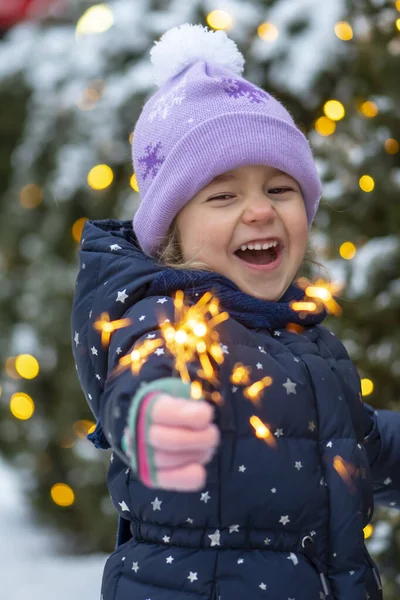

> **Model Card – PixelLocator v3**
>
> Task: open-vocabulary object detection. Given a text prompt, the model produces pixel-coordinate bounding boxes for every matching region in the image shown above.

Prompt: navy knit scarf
[148,268,327,330]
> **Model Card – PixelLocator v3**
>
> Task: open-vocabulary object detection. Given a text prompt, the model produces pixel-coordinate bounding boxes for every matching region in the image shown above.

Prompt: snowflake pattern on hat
[148,76,187,122]
[221,78,270,104]
[138,141,166,180]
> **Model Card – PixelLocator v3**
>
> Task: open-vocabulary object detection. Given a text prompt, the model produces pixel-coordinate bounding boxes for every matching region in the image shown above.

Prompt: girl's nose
[242,195,277,224]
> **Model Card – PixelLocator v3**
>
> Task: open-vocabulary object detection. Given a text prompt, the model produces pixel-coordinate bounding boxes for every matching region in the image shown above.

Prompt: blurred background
[0,0,399,598]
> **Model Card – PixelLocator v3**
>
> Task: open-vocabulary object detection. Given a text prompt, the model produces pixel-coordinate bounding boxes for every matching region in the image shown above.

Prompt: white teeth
[239,240,279,252]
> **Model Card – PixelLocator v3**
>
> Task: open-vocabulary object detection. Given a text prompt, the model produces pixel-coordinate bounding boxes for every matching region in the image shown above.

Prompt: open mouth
[234,243,282,266]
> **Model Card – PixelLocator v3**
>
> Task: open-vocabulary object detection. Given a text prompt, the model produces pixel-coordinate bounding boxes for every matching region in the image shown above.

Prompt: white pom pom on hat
[150,23,245,87]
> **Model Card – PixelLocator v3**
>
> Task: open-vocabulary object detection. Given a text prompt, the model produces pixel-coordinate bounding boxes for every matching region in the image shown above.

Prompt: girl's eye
[208,194,234,201]
[268,187,293,194]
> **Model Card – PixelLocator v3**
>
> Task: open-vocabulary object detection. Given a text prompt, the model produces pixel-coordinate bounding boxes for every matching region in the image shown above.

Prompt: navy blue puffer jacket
[72,220,400,600]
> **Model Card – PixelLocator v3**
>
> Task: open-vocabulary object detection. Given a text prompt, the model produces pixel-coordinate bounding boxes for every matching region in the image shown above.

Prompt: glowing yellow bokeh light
[5,357,20,379]
[361,378,374,396]
[15,354,39,379]
[323,100,345,121]
[206,10,232,30]
[364,524,373,539]
[10,392,35,420]
[334,21,353,41]
[130,173,139,192]
[397,0,400,11]
[339,242,357,260]
[73,420,96,439]
[87,164,114,190]
[360,101,378,118]
[384,138,399,154]
[359,175,375,192]
[72,217,88,243]
[51,483,75,507]
[19,184,42,209]
[315,116,336,136]
[76,4,114,38]
[396,18,400,32]
[258,22,279,42]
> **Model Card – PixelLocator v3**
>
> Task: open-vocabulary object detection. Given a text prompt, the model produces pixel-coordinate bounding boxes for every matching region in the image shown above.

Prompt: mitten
[121,377,220,491]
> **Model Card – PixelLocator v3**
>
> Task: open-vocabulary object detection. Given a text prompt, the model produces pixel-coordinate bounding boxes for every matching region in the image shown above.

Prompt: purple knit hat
[132,24,322,258]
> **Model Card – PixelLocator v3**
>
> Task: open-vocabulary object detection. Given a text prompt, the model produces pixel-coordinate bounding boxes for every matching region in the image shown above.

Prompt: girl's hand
[123,394,220,492]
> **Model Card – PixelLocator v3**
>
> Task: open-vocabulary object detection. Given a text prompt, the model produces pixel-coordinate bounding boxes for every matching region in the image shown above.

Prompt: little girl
[72,24,400,600]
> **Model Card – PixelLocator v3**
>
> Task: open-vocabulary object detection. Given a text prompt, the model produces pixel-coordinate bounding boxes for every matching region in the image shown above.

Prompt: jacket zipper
[301,536,332,597]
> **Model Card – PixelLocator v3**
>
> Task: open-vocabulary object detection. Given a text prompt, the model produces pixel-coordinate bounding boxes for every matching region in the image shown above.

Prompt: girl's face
[176,165,309,301]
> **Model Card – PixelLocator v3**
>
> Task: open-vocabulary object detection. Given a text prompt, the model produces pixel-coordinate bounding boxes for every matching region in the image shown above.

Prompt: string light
[72,217,87,242]
[93,312,131,347]
[51,483,75,507]
[323,100,345,121]
[10,392,35,420]
[257,22,279,42]
[87,164,114,190]
[19,184,42,209]
[339,242,357,260]
[76,4,114,39]
[364,524,374,539]
[359,175,375,192]
[334,21,353,41]
[15,354,39,379]
[384,138,399,154]
[359,101,378,118]
[315,116,336,136]
[130,173,139,192]
[361,378,374,396]
[206,10,232,31]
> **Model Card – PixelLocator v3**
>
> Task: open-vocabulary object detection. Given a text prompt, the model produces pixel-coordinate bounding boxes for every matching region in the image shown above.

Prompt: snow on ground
[0,457,107,600]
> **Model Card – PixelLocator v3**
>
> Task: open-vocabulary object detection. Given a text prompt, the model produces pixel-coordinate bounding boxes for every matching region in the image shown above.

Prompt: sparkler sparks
[159,290,229,388]
[114,337,164,376]
[294,278,343,317]
[93,312,131,346]
[333,455,358,492]
[244,376,273,405]
[249,415,276,447]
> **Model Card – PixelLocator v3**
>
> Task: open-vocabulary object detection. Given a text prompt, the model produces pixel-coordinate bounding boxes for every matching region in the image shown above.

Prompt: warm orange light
[130,173,139,192]
[361,378,374,396]
[257,22,279,41]
[15,354,39,379]
[334,21,353,40]
[359,175,375,192]
[93,312,131,346]
[206,10,232,30]
[323,100,345,121]
[360,101,378,118]
[339,242,357,260]
[51,483,75,507]
[72,217,87,242]
[19,184,42,209]
[87,164,114,190]
[315,116,336,136]
[364,524,373,539]
[384,138,399,154]
[10,392,35,420]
